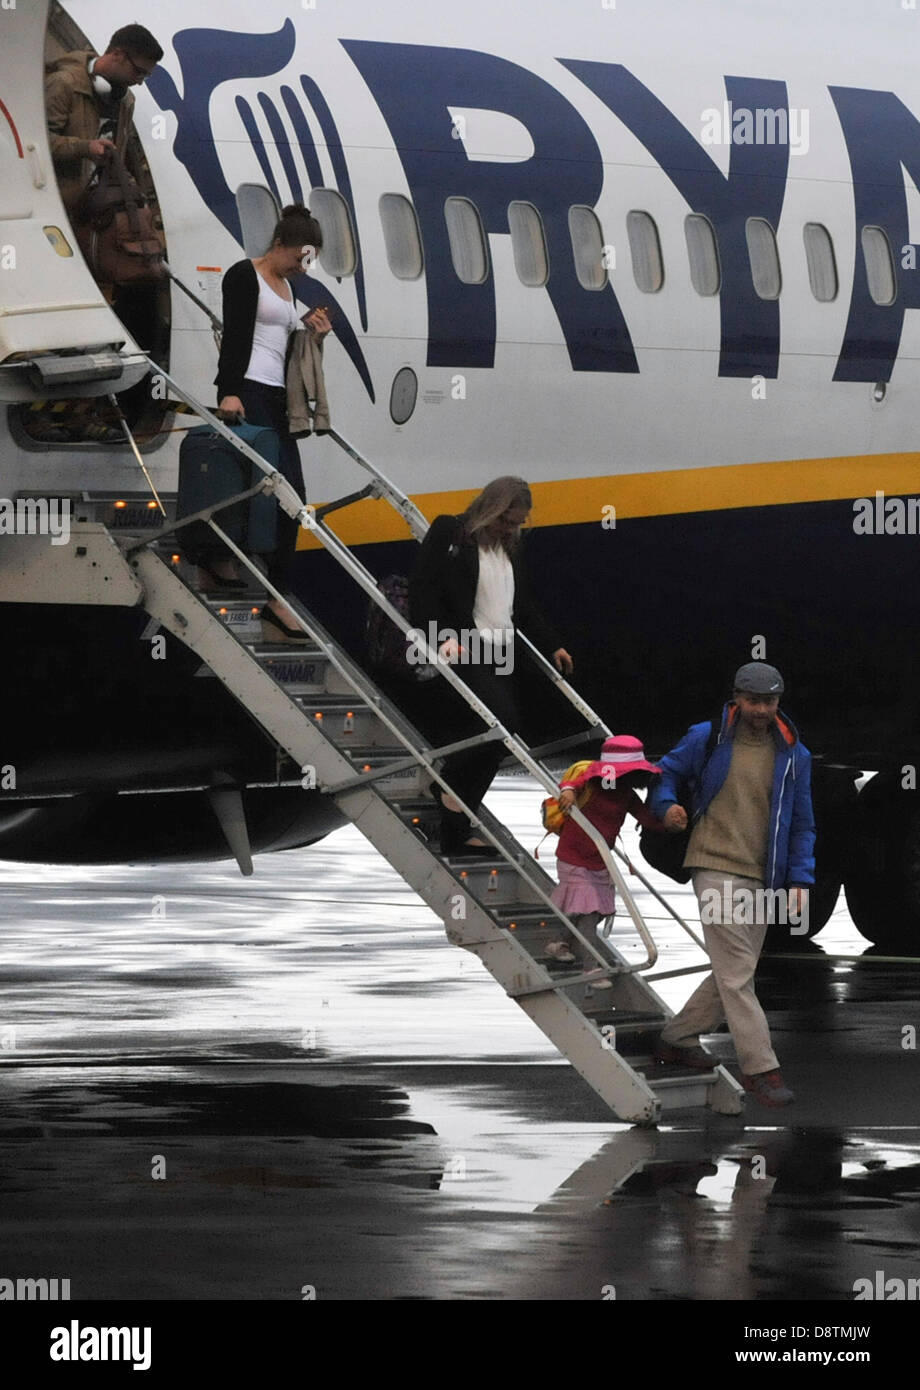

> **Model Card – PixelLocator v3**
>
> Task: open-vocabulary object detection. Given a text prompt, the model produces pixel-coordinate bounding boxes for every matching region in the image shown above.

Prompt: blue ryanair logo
[148,20,374,402]
[150,21,920,389]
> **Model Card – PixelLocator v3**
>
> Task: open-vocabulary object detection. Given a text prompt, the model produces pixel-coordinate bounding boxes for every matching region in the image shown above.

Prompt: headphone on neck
[89,57,112,97]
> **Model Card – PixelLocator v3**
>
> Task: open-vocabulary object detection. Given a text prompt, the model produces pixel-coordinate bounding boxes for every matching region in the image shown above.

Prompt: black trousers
[412,641,548,835]
[238,379,305,590]
[441,661,524,827]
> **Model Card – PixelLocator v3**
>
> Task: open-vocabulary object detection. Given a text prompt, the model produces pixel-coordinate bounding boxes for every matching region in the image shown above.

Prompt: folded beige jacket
[286,329,331,438]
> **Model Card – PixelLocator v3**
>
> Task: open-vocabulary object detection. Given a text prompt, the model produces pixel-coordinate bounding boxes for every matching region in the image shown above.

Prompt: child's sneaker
[545,940,576,963]
[585,971,613,991]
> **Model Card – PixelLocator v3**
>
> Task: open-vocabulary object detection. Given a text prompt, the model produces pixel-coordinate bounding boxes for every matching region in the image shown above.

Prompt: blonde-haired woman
[409,477,573,854]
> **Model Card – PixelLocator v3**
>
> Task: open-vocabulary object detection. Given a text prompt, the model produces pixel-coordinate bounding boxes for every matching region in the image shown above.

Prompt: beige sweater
[685,726,775,880]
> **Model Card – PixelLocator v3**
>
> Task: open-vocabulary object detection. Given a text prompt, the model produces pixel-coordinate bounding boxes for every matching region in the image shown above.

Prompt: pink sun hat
[573,734,661,785]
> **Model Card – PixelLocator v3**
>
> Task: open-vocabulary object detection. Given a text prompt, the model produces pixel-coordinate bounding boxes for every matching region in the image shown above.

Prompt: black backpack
[639,717,721,883]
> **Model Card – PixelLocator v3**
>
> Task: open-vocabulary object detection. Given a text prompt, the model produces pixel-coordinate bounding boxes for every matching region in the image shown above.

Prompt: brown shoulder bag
[74,150,165,286]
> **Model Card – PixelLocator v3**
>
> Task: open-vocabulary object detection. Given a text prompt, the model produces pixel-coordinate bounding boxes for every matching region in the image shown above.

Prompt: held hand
[88,138,116,162]
[552,647,574,675]
[664,805,688,833]
[558,787,577,815]
[303,307,332,339]
[438,637,465,663]
[218,396,245,422]
[788,887,809,919]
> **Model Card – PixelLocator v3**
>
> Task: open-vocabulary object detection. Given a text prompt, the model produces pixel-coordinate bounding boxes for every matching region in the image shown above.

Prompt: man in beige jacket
[45,23,163,215]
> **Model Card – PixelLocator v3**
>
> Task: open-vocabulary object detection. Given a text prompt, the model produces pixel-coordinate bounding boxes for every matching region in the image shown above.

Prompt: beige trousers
[659,869,779,1076]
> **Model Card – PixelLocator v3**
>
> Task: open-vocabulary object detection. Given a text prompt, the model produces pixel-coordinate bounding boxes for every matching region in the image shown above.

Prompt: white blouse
[245,271,300,387]
[473,544,515,641]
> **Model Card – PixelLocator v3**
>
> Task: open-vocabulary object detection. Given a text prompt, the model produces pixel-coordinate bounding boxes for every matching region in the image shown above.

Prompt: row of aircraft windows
[238,185,899,307]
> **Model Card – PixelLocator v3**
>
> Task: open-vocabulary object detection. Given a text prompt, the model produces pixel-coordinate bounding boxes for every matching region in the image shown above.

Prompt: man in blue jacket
[647,662,815,1107]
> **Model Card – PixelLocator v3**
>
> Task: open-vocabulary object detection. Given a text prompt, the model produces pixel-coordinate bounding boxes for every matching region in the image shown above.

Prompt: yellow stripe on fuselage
[296,450,920,548]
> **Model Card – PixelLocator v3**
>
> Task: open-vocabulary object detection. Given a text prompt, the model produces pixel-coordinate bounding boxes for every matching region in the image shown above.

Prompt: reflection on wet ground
[1,777,919,1299]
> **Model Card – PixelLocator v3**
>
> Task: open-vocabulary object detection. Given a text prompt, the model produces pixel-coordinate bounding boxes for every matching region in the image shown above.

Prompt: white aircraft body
[1,0,919,948]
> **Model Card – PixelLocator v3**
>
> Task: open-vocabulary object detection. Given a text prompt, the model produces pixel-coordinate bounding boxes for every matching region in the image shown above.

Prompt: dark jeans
[239,379,305,590]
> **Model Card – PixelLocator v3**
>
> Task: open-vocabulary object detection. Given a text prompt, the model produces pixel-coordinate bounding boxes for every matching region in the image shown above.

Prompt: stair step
[491,909,561,934]
[207,601,264,636]
[608,1055,729,1110]
[249,644,353,694]
[583,1011,666,1031]
[298,699,390,743]
[393,798,440,820]
[393,801,440,845]
[202,596,267,611]
[256,650,329,695]
[334,749,430,798]
[451,862,539,905]
[650,1075,725,1111]
[491,902,558,922]
[650,1069,722,1087]
[628,1054,725,1085]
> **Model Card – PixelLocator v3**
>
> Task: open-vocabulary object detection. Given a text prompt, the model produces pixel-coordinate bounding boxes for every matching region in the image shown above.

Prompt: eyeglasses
[119,51,156,81]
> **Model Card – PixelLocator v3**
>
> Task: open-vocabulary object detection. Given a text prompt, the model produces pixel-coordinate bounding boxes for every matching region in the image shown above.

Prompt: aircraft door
[0,0,147,400]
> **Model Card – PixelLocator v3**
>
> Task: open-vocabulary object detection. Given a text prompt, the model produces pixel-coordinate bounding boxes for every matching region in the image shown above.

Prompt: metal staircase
[127,547,740,1124]
[0,352,744,1124]
[106,363,743,1126]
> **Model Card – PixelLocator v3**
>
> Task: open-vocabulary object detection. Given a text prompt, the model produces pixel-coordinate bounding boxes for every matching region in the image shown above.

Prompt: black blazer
[215,259,298,402]
[409,513,560,658]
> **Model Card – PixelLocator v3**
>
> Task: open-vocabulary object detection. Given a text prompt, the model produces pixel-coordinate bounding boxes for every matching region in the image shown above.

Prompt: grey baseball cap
[733,662,784,695]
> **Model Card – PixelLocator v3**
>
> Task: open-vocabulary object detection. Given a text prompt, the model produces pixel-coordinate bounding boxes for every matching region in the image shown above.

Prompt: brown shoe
[655,1040,714,1070]
[741,1069,794,1107]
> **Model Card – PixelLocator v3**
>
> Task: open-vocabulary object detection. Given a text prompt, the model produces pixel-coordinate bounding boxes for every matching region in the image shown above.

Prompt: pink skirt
[551,860,617,917]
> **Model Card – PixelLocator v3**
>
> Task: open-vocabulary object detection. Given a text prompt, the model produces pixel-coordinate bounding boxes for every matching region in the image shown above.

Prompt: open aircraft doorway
[8,1,171,449]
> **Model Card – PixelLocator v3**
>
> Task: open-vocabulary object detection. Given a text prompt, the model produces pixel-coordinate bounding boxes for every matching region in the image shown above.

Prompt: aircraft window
[235,184,281,258]
[802,223,838,302]
[390,367,418,424]
[379,194,424,280]
[444,197,490,284]
[568,206,608,290]
[745,218,782,299]
[508,202,549,287]
[684,214,721,295]
[861,226,897,306]
[311,189,358,277]
[626,211,664,293]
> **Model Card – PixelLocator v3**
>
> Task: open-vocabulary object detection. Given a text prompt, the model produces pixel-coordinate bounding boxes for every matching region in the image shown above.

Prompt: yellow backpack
[540,760,594,833]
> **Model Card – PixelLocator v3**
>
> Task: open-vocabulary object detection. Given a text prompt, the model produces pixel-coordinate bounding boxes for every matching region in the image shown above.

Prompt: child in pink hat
[547,735,666,983]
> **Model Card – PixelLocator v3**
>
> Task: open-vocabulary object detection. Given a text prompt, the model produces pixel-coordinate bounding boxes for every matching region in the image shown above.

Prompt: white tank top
[245,270,300,387]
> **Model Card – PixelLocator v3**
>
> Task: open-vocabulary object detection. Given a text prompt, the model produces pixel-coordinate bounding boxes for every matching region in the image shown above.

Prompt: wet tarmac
[1,777,919,1310]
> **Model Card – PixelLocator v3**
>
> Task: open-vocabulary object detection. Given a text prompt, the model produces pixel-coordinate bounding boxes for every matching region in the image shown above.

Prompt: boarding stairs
[3,360,743,1125]
[142,366,747,1124]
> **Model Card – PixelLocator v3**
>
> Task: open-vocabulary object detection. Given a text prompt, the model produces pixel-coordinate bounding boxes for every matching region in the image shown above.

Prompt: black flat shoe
[260,604,309,644]
[430,787,472,852]
[450,841,497,858]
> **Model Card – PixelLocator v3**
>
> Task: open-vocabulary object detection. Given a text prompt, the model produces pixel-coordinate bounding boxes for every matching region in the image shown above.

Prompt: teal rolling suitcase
[176,422,280,560]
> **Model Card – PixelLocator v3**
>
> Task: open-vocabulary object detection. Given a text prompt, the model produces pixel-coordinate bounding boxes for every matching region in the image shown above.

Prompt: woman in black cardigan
[409,476,573,853]
[215,203,331,642]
